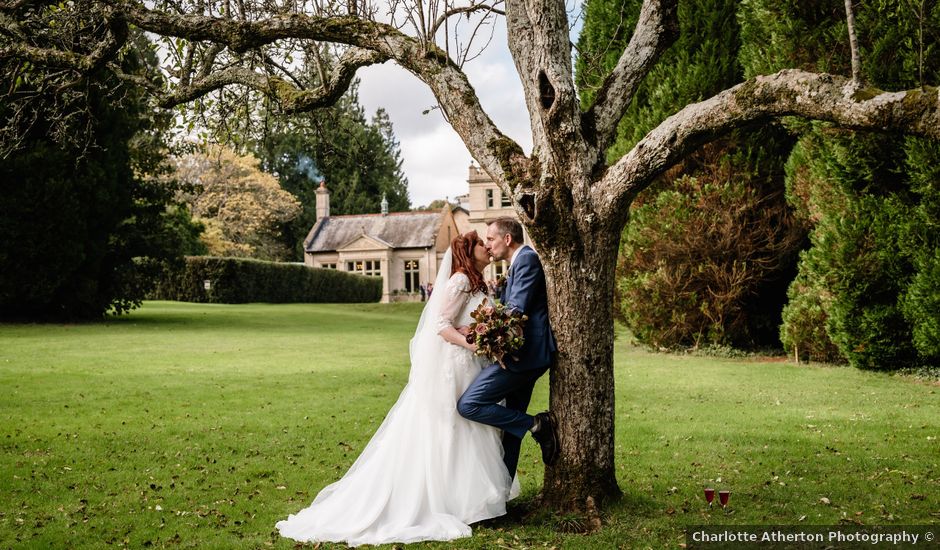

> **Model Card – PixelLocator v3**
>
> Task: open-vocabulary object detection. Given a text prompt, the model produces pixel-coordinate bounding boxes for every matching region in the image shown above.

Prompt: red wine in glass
[704,488,715,506]
[718,490,730,508]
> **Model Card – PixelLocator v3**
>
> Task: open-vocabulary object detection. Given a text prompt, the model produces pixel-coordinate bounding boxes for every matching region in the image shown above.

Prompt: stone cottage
[303,182,459,303]
[304,165,528,302]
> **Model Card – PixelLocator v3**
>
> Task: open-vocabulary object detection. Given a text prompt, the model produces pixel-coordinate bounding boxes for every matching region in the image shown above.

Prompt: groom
[457,217,559,478]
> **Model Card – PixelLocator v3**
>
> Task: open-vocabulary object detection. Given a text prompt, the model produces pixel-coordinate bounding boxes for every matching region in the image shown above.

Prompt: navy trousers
[457,363,548,478]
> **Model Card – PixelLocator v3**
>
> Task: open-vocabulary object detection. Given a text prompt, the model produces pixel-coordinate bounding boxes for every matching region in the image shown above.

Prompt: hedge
[151,256,381,303]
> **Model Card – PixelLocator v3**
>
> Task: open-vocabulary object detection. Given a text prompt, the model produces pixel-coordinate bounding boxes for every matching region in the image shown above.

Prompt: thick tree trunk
[537,228,623,511]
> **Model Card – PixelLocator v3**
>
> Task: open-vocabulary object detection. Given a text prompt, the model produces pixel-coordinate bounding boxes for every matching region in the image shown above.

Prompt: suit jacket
[499,246,557,372]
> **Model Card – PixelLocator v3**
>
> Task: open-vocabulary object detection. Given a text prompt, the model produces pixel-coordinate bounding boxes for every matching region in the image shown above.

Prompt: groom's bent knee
[456,394,480,420]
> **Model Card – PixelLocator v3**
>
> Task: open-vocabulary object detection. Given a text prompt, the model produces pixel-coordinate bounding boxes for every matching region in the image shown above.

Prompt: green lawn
[1,301,937,548]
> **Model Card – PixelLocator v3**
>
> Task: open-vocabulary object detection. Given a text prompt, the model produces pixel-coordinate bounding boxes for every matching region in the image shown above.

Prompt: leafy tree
[255,86,409,259]
[742,0,940,369]
[577,0,803,349]
[173,146,302,261]
[619,142,804,349]
[0,11,204,320]
[7,0,939,510]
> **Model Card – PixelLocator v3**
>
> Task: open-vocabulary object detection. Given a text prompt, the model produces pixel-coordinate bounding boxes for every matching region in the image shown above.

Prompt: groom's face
[485,224,511,261]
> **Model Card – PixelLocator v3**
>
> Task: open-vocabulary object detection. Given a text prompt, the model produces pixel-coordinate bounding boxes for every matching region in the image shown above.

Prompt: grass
[0,301,937,549]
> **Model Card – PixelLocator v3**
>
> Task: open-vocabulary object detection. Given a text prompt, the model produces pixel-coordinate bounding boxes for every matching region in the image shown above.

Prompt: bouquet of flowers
[465,298,527,367]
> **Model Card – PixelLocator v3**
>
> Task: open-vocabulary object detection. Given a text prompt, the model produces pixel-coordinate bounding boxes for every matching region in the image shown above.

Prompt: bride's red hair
[451,230,486,293]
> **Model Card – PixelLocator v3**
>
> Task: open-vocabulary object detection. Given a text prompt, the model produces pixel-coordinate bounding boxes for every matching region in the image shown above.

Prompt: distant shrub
[151,256,381,303]
[778,259,844,364]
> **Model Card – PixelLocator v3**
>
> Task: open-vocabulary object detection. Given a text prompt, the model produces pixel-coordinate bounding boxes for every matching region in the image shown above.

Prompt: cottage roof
[304,211,445,252]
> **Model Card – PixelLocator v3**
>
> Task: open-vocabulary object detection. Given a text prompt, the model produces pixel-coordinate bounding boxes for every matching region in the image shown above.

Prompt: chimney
[316,180,330,220]
[381,193,389,216]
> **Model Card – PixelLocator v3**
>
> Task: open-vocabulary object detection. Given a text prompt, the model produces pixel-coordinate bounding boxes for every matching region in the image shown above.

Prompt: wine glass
[704,487,715,507]
[718,490,730,509]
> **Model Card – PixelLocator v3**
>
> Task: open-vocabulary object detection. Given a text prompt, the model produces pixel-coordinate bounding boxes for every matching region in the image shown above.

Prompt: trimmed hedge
[151,256,381,303]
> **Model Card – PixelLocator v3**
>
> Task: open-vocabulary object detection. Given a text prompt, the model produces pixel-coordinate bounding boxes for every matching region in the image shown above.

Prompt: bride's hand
[485,279,499,293]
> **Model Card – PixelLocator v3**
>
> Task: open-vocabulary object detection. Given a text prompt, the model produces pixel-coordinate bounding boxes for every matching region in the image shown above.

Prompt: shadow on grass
[476,487,660,533]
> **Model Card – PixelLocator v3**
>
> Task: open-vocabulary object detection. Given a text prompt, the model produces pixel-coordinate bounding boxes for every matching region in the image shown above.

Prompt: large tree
[4,0,938,510]
[0,14,204,320]
[173,145,303,261]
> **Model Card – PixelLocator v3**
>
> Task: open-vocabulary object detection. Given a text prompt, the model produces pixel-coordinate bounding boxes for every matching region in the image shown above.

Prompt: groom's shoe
[531,411,559,465]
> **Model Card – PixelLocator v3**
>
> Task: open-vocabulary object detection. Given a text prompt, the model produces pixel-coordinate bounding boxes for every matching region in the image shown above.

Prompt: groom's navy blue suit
[457,245,556,478]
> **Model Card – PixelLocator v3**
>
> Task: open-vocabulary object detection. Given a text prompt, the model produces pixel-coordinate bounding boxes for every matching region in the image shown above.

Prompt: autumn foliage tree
[3,0,939,511]
[173,146,302,261]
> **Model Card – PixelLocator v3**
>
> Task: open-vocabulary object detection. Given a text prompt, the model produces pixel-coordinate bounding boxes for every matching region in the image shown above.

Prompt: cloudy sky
[355,10,582,207]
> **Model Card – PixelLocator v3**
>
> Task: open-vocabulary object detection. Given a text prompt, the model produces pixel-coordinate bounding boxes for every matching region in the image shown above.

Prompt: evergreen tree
[255,84,410,259]
[742,0,940,368]
[0,17,204,320]
[576,0,803,349]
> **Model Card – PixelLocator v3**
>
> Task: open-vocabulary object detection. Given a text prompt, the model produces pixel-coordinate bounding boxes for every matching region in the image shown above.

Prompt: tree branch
[584,0,678,152]
[844,0,862,87]
[130,47,383,113]
[429,2,505,36]
[504,0,580,172]
[113,1,516,185]
[593,69,940,222]
[0,10,128,73]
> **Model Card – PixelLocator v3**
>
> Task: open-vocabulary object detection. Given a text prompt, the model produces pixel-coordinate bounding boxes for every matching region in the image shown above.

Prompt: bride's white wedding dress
[276,250,519,546]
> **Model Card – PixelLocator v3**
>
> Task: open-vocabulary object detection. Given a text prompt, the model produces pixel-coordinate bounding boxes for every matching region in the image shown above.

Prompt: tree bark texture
[538,228,623,508]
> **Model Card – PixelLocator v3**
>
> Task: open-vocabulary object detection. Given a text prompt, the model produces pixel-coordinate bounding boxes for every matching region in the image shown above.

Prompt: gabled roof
[304,211,445,253]
[336,233,394,251]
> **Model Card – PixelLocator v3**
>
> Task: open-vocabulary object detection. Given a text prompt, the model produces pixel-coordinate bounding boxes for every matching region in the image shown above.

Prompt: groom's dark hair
[488,217,524,245]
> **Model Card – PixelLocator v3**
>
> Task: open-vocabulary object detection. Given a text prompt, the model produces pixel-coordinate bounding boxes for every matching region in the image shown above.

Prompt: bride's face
[472,238,491,270]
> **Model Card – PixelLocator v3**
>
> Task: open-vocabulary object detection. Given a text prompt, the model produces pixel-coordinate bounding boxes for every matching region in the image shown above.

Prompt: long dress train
[276,254,518,546]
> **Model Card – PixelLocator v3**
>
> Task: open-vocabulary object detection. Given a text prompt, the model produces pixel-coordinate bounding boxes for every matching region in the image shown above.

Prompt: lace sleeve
[436,273,471,334]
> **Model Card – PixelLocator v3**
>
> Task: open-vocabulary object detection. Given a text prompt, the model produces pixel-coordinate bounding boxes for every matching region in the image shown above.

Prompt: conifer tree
[740,0,940,368]
[576,0,802,349]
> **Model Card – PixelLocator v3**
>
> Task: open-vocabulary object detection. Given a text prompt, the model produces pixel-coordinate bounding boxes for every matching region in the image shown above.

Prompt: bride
[276,230,519,546]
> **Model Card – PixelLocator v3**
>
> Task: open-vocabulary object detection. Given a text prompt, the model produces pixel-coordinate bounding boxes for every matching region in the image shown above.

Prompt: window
[494,262,506,278]
[364,260,381,277]
[501,192,512,207]
[486,189,494,208]
[345,260,382,277]
[320,263,337,270]
[403,260,419,292]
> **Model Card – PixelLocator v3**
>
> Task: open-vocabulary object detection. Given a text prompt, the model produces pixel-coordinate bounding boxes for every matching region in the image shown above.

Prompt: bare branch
[0,9,128,73]
[593,69,940,222]
[115,0,517,189]
[197,43,224,79]
[843,0,862,86]
[429,2,505,36]
[262,51,305,89]
[142,46,384,112]
[584,0,678,152]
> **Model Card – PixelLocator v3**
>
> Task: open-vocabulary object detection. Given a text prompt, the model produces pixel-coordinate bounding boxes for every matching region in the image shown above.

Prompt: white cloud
[356,3,585,208]
[356,16,532,207]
